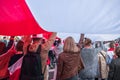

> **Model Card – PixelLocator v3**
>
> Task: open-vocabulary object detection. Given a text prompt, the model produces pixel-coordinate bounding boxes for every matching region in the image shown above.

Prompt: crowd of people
[0,33,120,80]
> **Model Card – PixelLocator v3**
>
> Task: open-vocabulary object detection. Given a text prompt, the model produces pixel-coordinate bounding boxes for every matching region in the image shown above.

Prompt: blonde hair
[63,36,77,53]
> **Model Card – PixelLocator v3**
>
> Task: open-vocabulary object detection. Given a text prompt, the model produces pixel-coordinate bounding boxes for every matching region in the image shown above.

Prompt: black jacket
[108,57,120,80]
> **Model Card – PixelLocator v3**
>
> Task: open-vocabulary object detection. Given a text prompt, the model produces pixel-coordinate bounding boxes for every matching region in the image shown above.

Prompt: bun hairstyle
[84,38,92,46]
[16,40,24,51]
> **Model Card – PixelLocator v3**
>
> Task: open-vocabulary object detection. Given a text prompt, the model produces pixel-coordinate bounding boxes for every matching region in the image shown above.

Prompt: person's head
[32,34,43,44]
[83,37,92,47]
[95,43,98,48]
[53,40,57,46]
[63,36,76,52]
[16,40,24,51]
[115,47,120,57]
[109,41,115,48]
[3,36,6,40]
[42,38,46,44]
[57,38,61,44]
[53,38,62,46]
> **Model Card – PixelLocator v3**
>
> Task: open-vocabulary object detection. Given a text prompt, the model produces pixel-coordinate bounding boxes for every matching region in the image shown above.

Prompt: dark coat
[108,57,120,80]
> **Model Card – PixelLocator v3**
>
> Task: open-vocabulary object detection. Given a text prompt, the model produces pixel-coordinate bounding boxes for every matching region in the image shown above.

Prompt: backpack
[20,45,44,80]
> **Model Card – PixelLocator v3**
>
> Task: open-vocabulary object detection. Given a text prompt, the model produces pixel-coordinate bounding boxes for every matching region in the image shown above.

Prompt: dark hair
[53,40,58,46]
[3,37,6,39]
[42,38,45,44]
[109,41,115,48]
[84,38,92,46]
[16,40,24,51]
[54,39,61,46]
[115,47,120,57]
[57,39,61,44]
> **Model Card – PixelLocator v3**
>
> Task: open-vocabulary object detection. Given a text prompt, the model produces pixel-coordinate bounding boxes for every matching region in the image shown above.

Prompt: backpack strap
[100,51,106,60]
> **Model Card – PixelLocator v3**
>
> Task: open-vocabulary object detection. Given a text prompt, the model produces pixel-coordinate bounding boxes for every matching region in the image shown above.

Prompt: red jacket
[0,49,16,79]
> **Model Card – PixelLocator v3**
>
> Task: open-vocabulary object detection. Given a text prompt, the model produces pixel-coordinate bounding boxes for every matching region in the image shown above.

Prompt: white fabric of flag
[26,0,120,34]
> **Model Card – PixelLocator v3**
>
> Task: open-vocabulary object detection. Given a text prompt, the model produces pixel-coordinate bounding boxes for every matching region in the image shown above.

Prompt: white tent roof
[26,0,120,34]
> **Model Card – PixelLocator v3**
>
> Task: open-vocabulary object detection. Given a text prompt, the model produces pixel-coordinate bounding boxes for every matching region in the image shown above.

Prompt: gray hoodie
[79,48,98,79]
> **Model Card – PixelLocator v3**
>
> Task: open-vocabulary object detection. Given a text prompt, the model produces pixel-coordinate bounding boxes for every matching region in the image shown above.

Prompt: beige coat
[98,50,108,79]
[24,32,57,80]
